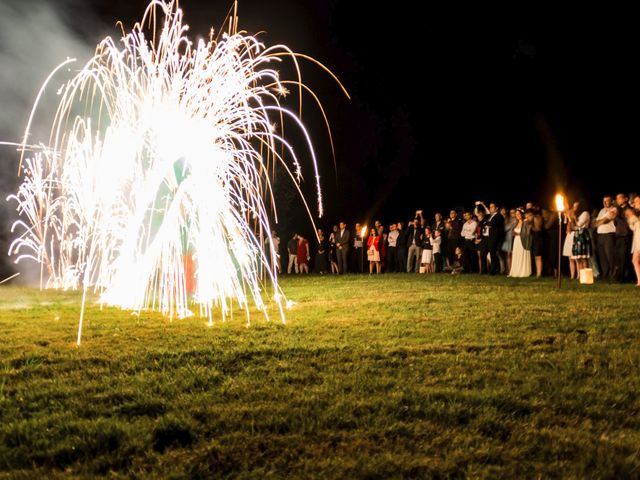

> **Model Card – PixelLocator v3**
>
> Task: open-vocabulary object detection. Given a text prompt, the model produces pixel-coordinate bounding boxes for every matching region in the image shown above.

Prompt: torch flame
[555,194,566,213]
[361,226,367,238]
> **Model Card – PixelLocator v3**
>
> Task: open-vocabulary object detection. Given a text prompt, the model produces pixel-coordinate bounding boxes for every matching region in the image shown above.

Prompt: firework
[8,1,346,344]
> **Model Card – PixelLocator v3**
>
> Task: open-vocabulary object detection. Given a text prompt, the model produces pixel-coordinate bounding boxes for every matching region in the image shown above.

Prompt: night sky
[7,1,640,237]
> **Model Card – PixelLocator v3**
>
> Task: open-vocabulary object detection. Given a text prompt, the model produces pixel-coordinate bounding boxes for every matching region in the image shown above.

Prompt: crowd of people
[268,192,640,286]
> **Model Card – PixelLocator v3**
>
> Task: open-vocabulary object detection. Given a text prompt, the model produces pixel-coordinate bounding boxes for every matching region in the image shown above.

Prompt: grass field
[1,274,639,478]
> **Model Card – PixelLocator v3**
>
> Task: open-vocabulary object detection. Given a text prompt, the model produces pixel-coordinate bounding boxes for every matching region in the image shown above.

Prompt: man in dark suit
[395,222,407,272]
[613,193,632,282]
[475,209,489,274]
[486,202,505,275]
[431,213,446,272]
[386,223,398,273]
[336,221,350,274]
[446,210,463,266]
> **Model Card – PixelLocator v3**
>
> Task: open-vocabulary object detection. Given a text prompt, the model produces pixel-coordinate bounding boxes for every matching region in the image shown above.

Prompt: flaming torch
[360,225,367,271]
[555,193,566,288]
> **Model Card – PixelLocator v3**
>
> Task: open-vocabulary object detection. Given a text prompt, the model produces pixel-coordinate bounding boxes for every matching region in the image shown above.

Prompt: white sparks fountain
[7,0,347,344]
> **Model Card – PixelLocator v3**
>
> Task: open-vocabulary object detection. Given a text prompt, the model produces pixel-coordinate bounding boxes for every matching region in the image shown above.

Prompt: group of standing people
[270,192,640,286]
[278,222,351,275]
[560,193,640,285]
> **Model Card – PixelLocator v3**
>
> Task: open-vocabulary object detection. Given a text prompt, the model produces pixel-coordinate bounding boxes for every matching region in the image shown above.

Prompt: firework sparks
[7,1,346,344]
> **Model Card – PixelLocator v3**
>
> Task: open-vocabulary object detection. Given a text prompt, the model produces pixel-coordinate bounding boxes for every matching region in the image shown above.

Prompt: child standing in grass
[432,229,442,273]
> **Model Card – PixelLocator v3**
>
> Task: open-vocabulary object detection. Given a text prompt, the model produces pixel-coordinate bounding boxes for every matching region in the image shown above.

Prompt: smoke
[0,0,98,284]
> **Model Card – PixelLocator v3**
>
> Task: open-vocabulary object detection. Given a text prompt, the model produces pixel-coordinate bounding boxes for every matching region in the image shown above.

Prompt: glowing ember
[7,1,345,344]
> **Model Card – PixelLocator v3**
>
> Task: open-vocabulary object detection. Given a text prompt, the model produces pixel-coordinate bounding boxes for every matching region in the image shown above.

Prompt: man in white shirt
[386,224,399,272]
[461,212,478,273]
[595,195,616,280]
[406,220,422,272]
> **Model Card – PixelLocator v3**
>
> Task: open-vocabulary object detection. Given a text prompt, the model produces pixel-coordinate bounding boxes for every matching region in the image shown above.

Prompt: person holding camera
[475,208,490,274]
[396,222,407,272]
[406,217,423,272]
[486,202,505,275]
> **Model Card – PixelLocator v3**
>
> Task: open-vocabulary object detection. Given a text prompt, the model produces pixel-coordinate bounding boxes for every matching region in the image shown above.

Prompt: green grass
[1,275,639,478]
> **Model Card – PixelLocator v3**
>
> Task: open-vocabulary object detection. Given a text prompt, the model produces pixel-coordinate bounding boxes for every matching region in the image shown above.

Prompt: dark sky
[11,1,640,235]
[131,1,636,227]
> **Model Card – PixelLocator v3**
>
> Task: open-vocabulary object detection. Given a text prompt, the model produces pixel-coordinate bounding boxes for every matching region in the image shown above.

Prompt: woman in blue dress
[501,208,516,273]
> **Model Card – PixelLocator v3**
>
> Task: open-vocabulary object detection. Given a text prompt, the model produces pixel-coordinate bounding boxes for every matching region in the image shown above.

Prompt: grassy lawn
[1,274,639,478]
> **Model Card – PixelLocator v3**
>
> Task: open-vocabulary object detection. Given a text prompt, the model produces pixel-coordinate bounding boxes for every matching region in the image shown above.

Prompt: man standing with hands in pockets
[336,221,350,274]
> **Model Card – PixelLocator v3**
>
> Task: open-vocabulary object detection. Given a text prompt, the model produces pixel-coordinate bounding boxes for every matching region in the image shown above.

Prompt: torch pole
[557,213,562,289]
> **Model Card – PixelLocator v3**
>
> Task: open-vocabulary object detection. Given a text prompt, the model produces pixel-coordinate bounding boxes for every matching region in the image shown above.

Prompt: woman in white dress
[625,207,640,286]
[509,209,532,278]
[562,206,577,279]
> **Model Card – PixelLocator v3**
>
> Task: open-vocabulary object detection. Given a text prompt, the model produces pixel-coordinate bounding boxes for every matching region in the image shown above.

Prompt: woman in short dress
[571,200,592,274]
[531,213,545,278]
[367,228,381,274]
[420,227,434,273]
[329,225,339,274]
[509,209,532,278]
[625,207,640,286]
[296,235,310,274]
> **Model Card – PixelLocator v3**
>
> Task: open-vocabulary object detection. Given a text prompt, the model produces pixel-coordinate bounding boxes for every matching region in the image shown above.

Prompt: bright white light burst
[8,1,345,344]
